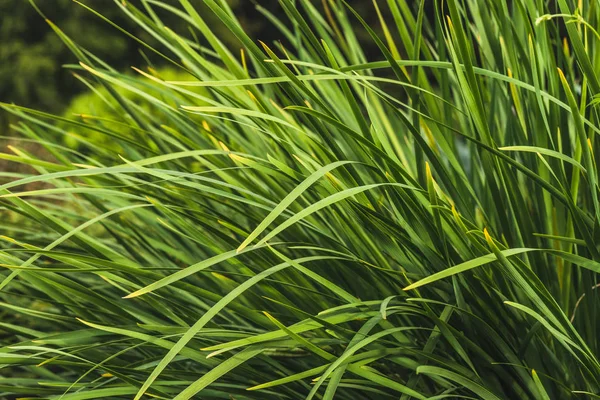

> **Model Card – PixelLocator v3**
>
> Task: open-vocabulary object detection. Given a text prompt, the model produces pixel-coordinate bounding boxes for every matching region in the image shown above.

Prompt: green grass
[1,0,600,398]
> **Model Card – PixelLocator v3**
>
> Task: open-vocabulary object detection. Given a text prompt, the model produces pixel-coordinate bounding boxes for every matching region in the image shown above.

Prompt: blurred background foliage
[0,0,386,186]
[0,0,380,127]
[60,67,210,151]
[0,0,268,117]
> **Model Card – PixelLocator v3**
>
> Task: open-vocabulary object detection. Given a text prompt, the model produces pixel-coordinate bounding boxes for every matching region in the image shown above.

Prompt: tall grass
[1,0,600,398]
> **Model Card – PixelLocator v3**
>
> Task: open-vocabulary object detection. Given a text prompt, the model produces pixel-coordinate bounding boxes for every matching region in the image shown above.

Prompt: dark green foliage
[1,0,131,112]
[0,0,281,115]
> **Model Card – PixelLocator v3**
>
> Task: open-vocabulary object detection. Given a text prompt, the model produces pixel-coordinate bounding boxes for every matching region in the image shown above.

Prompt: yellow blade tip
[483,227,492,242]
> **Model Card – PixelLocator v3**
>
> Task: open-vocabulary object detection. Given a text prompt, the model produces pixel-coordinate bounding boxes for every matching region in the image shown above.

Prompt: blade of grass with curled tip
[237,161,355,252]
[254,183,419,248]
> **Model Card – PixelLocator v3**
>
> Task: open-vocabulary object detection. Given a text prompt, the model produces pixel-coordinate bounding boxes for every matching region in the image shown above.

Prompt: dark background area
[0,0,380,121]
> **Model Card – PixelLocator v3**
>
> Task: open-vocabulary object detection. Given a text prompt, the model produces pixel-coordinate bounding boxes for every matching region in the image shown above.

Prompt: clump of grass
[1,0,600,399]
